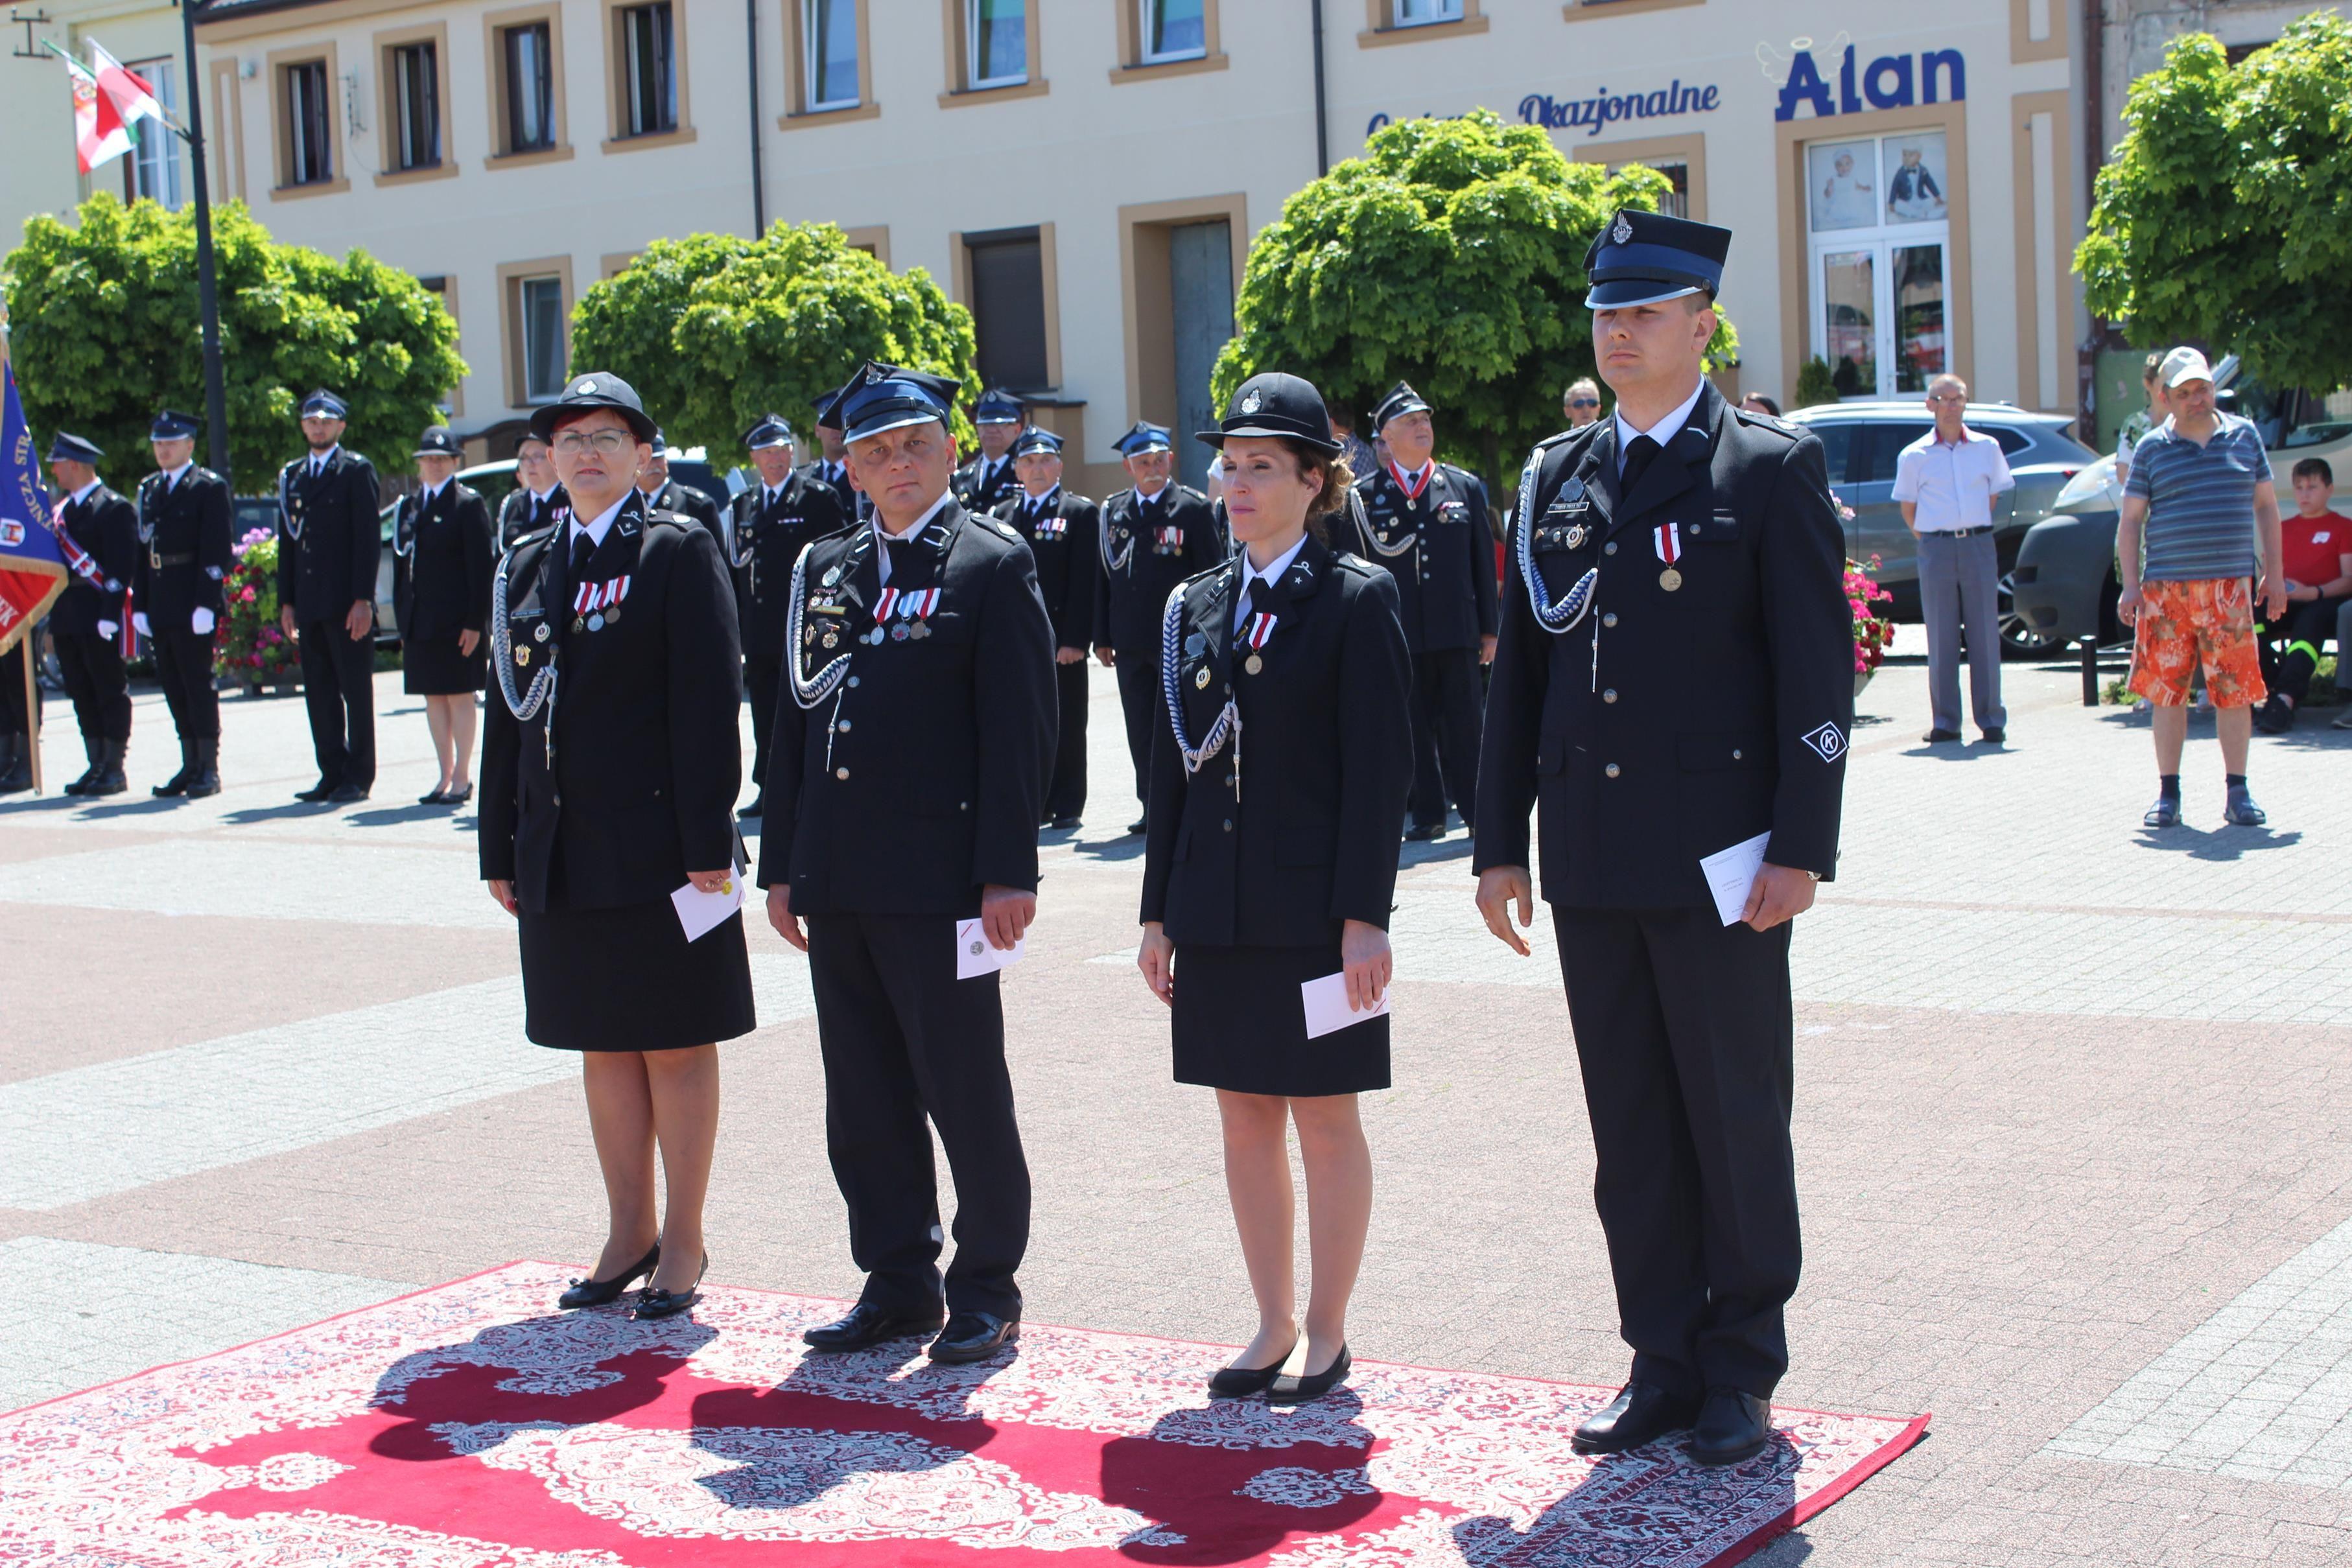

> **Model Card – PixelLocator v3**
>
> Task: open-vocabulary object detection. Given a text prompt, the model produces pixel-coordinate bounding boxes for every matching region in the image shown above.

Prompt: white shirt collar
[69,479,102,506]
[419,480,447,505]
[873,490,956,584]
[163,462,192,488]
[1235,533,1309,627]
[1134,479,1170,504]
[570,494,628,549]
[1023,485,1062,511]
[1391,459,1435,489]
[307,444,340,471]
[1613,379,1706,471]
[528,483,559,505]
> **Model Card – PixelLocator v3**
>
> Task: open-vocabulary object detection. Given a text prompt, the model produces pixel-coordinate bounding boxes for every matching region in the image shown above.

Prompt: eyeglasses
[1925,393,1966,404]
[1566,399,1600,410]
[552,430,634,456]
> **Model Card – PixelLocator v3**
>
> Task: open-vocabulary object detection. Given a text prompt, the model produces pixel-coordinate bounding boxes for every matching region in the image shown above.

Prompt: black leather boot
[63,735,101,796]
[0,732,28,795]
[184,736,221,799]
[84,737,128,796]
[151,739,193,798]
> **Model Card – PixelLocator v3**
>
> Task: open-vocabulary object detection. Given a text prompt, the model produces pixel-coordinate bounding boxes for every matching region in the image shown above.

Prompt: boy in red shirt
[2255,457,2352,733]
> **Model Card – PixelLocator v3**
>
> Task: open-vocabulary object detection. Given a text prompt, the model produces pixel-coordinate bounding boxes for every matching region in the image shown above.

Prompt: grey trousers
[1918,530,2006,732]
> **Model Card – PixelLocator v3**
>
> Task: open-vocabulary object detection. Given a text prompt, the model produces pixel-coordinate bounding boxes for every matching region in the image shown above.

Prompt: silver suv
[1787,401,2098,655]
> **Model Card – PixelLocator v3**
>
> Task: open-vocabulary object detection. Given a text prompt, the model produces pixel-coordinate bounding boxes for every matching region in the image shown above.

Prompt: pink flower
[241,586,257,602]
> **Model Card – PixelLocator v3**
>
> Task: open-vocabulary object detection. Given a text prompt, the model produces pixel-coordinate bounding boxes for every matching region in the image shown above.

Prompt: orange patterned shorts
[2128,578,2268,708]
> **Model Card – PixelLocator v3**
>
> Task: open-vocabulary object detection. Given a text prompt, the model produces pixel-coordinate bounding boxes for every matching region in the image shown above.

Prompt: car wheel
[1998,569,2063,658]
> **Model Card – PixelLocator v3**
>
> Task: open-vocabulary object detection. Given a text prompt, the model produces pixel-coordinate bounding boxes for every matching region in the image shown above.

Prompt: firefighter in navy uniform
[731,412,849,821]
[991,425,1098,828]
[637,432,726,552]
[800,383,862,518]
[134,408,235,799]
[1474,211,1852,1469]
[276,389,382,803]
[1352,383,1497,841]
[1092,422,1223,834]
[43,433,140,797]
[760,362,1055,1368]
[950,387,1026,515]
[499,432,569,552]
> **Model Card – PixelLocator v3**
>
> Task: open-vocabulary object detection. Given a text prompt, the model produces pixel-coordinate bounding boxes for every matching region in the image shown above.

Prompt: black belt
[1927,526,1995,539]
[152,550,195,566]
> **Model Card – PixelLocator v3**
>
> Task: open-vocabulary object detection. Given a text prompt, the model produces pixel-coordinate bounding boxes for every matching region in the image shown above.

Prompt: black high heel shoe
[559,1243,659,1309]
[1267,1344,1352,1405]
[632,1253,709,1320]
[1208,1338,1298,1399]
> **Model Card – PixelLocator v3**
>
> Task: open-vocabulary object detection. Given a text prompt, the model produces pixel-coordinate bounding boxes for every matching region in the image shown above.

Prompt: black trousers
[298,618,375,788]
[744,648,781,804]
[806,911,1031,1318]
[1046,657,1088,819]
[1554,904,1800,1401]
[1113,652,1160,810]
[1407,647,1483,830]
[54,630,131,742]
[151,627,218,740]
[0,640,40,734]
[2259,595,2347,704]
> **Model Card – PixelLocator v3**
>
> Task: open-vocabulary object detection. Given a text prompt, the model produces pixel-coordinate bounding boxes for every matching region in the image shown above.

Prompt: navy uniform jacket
[797,458,858,517]
[393,482,494,642]
[642,480,725,554]
[498,483,569,552]
[1474,381,1852,908]
[1092,484,1223,657]
[1350,462,1498,653]
[992,487,1101,651]
[134,467,234,623]
[52,484,139,635]
[480,494,742,914]
[756,502,1056,917]
[952,454,1021,516]
[732,467,851,666]
[276,447,381,621]
[1140,535,1413,946]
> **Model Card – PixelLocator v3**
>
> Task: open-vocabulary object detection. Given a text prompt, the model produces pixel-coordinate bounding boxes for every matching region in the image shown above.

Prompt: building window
[806,0,860,108]
[1395,0,1462,21]
[125,58,184,208]
[282,60,333,185]
[1140,0,1205,61]
[518,275,567,403]
[388,41,441,170]
[618,2,679,137]
[1805,131,1951,398]
[968,0,1027,88]
[417,275,460,414]
[1640,158,1689,218]
[964,228,1048,390]
[500,23,555,152]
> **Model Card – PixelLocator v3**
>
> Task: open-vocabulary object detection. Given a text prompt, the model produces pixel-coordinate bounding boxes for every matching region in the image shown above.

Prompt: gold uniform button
[1605,763,1621,778]
[835,767,850,780]
[1603,689,1617,703]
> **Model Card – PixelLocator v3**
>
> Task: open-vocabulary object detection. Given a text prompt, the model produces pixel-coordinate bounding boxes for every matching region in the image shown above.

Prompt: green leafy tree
[2,193,464,491]
[570,222,979,458]
[2078,15,2352,392]
[1212,109,1738,489]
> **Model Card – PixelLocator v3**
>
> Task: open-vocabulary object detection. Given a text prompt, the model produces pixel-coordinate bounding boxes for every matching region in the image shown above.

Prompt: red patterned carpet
[0,1263,1924,1566]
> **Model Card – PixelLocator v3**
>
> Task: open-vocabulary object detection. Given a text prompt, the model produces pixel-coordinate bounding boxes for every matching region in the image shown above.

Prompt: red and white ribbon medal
[1392,462,1431,509]
[573,575,631,630]
[902,586,940,640]
[1654,523,1684,592]
[869,586,900,644]
[1241,610,1276,675]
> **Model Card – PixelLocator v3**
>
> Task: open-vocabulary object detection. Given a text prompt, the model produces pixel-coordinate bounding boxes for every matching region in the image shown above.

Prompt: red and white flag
[61,53,133,174]
[88,40,169,130]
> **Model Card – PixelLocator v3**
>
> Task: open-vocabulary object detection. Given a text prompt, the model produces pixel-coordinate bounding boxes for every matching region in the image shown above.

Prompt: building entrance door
[1168,219,1234,491]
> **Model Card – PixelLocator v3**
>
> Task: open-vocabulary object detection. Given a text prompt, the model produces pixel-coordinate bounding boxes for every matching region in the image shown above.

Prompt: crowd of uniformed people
[4,210,1853,1466]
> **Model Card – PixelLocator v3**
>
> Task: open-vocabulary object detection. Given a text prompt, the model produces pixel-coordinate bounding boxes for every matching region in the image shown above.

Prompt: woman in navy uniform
[1474,210,1851,1466]
[393,427,494,804]
[1138,373,1413,1405]
[480,371,753,1321]
[498,433,569,552]
[134,408,234,799]
[276,390,382,804]
[761,362,1055,1367]
[44,433,139,797]
[991,425,1098,828]
[731,412,849,822]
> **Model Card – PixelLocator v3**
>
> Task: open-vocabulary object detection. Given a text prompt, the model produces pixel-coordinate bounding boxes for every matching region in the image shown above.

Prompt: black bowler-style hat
[1011,426,1063,457]
[827,361,962,445]
[1370,381,1433,434]
[413,427,463,458]
[1198,372,1343,455]
[300,388,349,419]
[526,371,659,443]
[47,432,104,465]
[150,408,199,439]
[742,412,795,450]
[1583,208,1732,309]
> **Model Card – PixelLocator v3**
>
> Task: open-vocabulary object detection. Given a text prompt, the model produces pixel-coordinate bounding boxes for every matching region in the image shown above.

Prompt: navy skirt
[517,896,756,1051]
[1170,939,1389,1097]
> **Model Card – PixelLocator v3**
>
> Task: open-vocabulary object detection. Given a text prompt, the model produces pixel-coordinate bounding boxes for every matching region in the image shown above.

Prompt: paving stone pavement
[2,653,2349,1564]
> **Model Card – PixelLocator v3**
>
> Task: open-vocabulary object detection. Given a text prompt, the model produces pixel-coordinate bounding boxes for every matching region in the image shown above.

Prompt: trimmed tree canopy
[569,222,980,458]
[2,193,464,491]
[1212,109,1739,482]
[2078,15,2352,392]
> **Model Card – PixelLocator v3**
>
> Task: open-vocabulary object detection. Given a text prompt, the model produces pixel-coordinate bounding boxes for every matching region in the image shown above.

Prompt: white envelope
[956,919,1025,979]
[1301,971,1390,1040]
[670,868,746,942]
[1699,830,1773,927]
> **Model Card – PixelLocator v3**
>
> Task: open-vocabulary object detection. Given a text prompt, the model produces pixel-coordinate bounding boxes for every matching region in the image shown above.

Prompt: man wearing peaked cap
[992,424,1100,829]
[1352,380,1497,843]
[36,433,140,797]
[801,379,862,519]
[1092,419,1223,834]
[732,409,848,821]
[277,388,382,804]
[136,406,237,798]
[635,428,727,554]
[1475,207,1851,1468]
[952,387,1026,515]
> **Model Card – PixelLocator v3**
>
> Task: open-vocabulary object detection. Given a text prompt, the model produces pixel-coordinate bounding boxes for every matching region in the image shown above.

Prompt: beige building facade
[1,0,200,249]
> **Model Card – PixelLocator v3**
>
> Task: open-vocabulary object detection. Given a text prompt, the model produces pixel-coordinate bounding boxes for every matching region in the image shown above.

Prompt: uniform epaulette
[641,508,692,533]
[1176,555,1232,591]
[1329,550,1381,578]
[1174,484,1208,502]
[983,516,1023,543]
[1730,406,1803,440]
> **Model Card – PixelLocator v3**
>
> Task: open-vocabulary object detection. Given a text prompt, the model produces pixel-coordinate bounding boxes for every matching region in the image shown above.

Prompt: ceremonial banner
[0,353,65,660]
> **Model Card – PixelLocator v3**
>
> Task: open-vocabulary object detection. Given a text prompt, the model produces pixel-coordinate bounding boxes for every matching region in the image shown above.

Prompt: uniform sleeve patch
[1800,723,1847,763]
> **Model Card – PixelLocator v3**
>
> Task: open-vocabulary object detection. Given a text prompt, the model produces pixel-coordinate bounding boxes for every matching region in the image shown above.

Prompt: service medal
[821,630,838,649]
[891,624,908,641]
[515,648,530,666]
[588,613,604,632]
[1653,522,1683,593]
[534,623,550,643]
[1566,524,1588,550]
[1560,477,1586,504]
[604,605,620,626]
[823,566,841,587]
[572,615,587,634]
[1659,568,1684,592]
[1245,653,1263,675]
[1194,664,1210,689]
[911,622,931,640]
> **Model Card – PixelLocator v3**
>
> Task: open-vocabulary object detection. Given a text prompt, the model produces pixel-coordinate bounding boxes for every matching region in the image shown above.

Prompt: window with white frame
[500,22,556,152]
[388,41,441,170]
[1805,130,1952,399]
[1140,0,1205,62]
[1395,0,1464,24]
[968,0,1026,89]
[618,1,678,137]
[519,275,567,402]
[126,58,184,207]
[805,0,859,110]
[282,59,333,185]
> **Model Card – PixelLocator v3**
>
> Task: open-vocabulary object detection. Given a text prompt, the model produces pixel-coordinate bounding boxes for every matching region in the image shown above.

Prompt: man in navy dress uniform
[139,408,235,799]
[43,432,139,797]
[991,425,1098,828]
[276,390,381,803]
[800,383,862,519]
[636,431,726,552]
[1474,210,1852,1467]
[950,387,1027,515]
[731,412,849,821]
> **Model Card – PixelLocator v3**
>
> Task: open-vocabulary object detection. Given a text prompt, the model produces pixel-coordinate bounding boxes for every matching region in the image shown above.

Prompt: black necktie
[568,527,596,584]
[1619,434,1663,496]
[883,537,916,587]
[1235,576,1270,655]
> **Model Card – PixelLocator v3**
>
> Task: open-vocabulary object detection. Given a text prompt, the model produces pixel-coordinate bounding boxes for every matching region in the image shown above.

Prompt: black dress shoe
[632,1253,709,1320]
[1922,728,1962,743]
[802,1301,947,1352]
[1125,817,1147,836]
[326,782,370,804]
[738,796,766,820]
[294,780,336,802]
[558,1243,660,1309]
[418,788,450,804]
[440,782,472,806]
[1268,1344,1351,1405]
[1571,1381,1700,1455]
[928,1310,1020,1364]
[1050,814,1081,830]
[1404,822,1445,842]
[1979,726,2006,744]
[1208,1339,1297,1399]
[1688,1387,1774,1467]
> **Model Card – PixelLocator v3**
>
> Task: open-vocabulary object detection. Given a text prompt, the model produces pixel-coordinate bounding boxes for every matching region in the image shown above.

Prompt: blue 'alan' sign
[1775,45,1966,121]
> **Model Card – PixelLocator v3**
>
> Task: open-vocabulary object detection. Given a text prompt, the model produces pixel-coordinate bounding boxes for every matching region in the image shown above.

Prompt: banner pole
[20,637,38,796]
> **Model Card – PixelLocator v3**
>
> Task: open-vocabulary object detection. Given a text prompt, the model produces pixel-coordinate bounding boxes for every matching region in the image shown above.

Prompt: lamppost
[176,0,231,484]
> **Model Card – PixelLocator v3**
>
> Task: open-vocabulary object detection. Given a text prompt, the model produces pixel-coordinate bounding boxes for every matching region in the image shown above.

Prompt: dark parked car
[1785,401,2098,655]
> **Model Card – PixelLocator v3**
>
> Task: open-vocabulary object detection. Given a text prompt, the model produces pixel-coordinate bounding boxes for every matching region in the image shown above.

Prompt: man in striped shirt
[2117,347,2285,828]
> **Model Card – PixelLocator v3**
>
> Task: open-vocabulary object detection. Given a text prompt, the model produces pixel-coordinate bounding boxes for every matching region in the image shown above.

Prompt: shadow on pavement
[222,801,337,824]
[347,803,467,827]
[2134,826,2304,861]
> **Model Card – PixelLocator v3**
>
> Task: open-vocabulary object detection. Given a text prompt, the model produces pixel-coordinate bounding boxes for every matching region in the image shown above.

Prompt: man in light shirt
[1892,374,2013,744]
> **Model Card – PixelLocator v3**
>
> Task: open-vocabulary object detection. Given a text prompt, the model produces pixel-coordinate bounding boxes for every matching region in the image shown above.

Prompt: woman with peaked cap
[1137,372,1414,1405]
[394,427,495,804]
[480,369,753,1321]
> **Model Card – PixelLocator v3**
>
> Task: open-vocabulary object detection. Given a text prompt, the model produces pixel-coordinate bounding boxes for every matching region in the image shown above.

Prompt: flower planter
[1854,668,1874,699]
